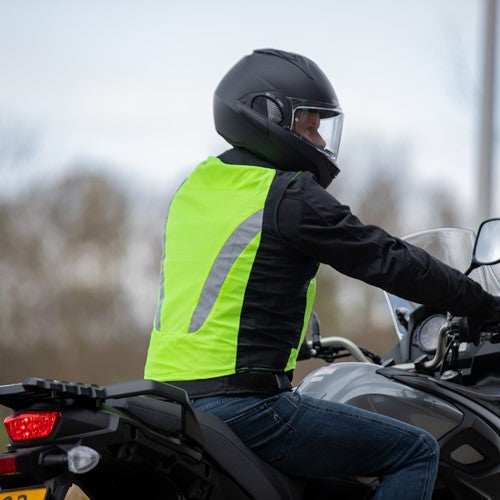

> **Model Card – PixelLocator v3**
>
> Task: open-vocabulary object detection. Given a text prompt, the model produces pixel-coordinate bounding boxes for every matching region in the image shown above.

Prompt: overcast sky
[1,0,498,220]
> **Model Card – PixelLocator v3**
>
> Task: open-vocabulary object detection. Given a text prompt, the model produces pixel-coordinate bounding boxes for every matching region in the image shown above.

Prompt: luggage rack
[0,377,106,409]
[0,377,204,445]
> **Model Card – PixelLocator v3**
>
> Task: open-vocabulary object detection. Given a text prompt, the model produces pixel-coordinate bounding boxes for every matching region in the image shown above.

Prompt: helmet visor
[291,106,344,159]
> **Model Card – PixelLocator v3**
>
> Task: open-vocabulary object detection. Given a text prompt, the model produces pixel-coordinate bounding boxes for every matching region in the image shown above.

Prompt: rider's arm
[276,172,496,318]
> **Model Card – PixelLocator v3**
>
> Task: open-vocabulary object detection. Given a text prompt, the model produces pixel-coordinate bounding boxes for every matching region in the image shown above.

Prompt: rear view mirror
[473,218,500,266]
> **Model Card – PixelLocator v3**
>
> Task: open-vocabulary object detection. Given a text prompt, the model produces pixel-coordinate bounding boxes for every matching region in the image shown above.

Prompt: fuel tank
[295,362,464,439]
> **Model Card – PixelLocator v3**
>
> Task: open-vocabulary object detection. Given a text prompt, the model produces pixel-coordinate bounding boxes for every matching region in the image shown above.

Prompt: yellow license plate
[0,486,47,500]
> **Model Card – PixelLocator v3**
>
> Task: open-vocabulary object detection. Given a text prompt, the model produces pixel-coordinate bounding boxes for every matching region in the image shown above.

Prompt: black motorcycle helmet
[213,48,344,187]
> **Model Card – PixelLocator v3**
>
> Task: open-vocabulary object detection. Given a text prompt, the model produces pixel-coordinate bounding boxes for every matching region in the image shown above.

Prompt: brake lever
[480,329,500,343]
[315,348,351,363]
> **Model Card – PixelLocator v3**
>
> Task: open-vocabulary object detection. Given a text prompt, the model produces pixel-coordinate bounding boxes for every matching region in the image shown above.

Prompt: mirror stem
[464,261,480,276]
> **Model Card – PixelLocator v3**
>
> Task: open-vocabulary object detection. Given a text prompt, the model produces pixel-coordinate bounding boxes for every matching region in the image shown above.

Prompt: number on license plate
[0,486,47,500]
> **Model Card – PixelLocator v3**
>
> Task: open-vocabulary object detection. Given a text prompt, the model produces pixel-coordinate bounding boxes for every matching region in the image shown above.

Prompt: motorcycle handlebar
[307,337,371,363]
[307,319,499,372]
[393,319,500,372]
[393,322,452,372]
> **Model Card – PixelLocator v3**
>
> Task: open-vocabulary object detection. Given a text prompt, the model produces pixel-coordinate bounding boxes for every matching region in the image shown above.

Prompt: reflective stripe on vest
[188,208,264,333]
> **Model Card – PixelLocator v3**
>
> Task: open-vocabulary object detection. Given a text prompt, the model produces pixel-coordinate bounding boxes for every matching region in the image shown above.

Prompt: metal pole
[478,0,497,221]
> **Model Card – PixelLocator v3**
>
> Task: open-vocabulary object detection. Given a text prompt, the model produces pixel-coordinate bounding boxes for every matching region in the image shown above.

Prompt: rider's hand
[460,296,500,346]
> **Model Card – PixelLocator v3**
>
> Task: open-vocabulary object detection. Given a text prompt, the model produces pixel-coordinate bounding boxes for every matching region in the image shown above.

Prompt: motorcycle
[0,219,498,500]
[297,217,500,499]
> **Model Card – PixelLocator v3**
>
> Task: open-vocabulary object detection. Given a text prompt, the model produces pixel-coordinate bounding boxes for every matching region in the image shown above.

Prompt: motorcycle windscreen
[384,227,500,339]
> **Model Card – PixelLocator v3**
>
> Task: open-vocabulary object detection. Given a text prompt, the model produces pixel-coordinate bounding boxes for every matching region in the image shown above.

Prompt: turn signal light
[4,411,61,441]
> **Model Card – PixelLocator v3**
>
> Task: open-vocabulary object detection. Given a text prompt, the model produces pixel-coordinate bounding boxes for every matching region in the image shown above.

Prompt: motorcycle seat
[119,395,304,500]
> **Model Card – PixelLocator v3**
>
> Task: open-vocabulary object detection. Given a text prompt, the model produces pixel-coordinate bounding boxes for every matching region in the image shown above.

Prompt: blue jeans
[192,391,439,500]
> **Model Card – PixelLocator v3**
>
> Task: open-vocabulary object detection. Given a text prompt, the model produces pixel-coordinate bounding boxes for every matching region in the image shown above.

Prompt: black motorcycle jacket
[225,147,495,319]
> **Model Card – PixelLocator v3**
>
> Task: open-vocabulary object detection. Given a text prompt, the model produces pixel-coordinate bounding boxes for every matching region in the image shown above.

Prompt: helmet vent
[254,49,300,64]
[252,96,283,124]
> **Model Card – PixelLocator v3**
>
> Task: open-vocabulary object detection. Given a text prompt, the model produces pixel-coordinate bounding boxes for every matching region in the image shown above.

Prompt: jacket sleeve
[277,172,495,318]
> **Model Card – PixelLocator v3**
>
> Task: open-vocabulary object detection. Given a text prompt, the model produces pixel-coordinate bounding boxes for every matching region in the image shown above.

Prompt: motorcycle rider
[145,49,500,500]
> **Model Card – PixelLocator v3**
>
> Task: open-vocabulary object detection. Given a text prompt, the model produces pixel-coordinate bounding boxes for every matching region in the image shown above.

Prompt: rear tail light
[4,411,61,441]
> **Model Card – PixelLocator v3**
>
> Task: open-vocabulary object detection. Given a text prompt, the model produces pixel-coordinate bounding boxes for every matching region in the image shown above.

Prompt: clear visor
[291,106,344,159]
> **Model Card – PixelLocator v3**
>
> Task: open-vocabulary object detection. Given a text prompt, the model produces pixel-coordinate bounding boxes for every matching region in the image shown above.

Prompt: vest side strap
[166,371,292,398]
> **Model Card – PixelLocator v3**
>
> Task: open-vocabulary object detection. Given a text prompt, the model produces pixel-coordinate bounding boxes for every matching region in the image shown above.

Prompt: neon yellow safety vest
[145,156,317,382]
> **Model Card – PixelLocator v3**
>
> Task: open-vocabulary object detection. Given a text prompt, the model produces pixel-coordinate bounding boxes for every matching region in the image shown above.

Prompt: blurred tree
[0,170,152,386]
